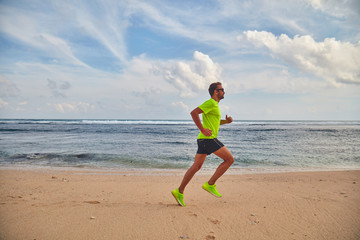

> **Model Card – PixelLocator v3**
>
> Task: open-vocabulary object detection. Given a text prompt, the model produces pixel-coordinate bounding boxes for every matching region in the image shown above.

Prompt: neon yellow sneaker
[171,189,186,207]
[202,182,222,198]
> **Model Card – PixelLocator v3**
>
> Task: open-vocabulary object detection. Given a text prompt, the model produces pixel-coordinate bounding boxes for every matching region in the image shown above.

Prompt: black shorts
[197,138,224,155]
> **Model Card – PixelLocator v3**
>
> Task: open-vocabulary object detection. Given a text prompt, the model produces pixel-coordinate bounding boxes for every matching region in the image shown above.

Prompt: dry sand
[0,169,359,240]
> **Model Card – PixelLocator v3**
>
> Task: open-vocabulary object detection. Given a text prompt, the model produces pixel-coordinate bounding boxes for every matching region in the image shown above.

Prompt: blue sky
[0,0,359,120]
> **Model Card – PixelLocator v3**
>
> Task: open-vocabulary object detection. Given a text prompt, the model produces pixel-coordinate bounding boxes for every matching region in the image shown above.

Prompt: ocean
[0,119,359,173]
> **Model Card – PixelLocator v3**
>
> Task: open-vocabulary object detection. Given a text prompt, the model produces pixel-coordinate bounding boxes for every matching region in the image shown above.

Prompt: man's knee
[192,163,202,172]
[226,155,234,165]
[191,161,204,172]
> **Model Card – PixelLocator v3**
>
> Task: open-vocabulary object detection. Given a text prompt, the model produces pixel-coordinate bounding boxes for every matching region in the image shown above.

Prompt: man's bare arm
[220,115,233,125]
[190,107,212,136]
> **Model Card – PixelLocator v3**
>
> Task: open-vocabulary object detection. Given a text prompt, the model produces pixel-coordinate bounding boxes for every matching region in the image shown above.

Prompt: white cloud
[39,33,90,68]
[18,101,28,106]
[48,102,95,113]
[241,30,360,85]
[0,76,19,97]
[0,5,42,48]
[220,104,230,114]
[171,101,190,113]
[305,0,360,19]
[70,2,129,64]
[0,98,9,109]
[156,51,223,97]
[0,5,90,68]
[230,68,326,94]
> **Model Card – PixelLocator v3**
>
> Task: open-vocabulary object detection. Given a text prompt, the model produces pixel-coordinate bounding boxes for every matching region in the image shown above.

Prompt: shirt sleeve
[198,99,215,114]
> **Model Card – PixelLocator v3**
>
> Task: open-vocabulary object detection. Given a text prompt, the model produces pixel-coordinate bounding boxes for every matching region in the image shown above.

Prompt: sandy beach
[0,169,359,240]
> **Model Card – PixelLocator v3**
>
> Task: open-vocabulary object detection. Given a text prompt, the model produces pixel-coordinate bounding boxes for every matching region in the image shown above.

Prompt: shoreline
[1,169,359,239]
[1,164,359,176]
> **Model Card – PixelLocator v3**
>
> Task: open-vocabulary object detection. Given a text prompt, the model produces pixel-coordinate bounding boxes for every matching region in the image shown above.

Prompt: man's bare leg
[208,147,234,185]
[178,154,207,193]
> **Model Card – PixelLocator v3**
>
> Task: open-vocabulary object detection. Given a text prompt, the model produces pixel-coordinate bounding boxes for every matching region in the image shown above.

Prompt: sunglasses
[216,88,224,92]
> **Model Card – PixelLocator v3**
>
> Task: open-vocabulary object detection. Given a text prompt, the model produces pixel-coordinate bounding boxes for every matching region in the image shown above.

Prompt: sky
[0,0,359,120]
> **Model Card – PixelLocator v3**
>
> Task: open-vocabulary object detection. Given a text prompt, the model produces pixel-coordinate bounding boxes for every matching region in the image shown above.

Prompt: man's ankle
[208,181,215,185]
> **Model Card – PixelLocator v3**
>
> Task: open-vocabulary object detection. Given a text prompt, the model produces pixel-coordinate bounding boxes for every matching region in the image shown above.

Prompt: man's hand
[201,128,213,137]
[226,115,233,124]
[220,115,233,125]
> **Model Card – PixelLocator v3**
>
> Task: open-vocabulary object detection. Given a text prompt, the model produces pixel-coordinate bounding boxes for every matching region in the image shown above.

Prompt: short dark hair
[208,82,222,96]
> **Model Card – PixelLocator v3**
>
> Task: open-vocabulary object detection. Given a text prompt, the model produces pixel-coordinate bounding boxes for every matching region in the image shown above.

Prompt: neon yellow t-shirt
[197,98,221,139]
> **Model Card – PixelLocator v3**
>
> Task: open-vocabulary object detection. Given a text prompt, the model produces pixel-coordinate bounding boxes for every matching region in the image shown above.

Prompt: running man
[172,82,234,206]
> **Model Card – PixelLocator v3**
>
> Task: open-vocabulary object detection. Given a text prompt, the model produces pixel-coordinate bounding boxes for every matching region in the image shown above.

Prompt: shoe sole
[202,186,222,198]
[171,191,185,207]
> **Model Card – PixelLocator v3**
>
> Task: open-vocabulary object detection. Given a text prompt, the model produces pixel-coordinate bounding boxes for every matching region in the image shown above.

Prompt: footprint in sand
[188,211,198,217]
[208,218,220,224]
[84,201,100,204]
[206,235,216,240]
